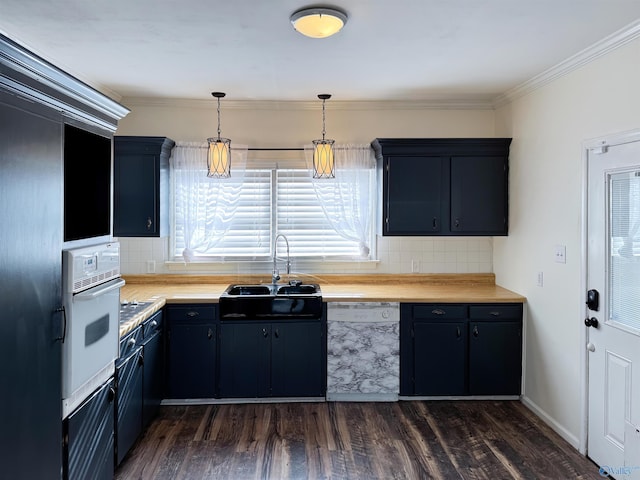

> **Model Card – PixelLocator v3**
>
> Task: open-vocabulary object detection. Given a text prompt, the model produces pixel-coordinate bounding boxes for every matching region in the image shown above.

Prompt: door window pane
[609,170,640,331]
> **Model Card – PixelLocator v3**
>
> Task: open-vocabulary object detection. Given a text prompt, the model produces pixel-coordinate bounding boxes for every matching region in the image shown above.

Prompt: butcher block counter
[118,273,525,336]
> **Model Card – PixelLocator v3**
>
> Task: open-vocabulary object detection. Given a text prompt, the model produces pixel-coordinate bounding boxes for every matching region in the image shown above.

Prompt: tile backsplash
[117,236,493,275]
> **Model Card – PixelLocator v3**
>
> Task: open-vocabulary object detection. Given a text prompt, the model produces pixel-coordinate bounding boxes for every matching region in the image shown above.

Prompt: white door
[587,136,640,478]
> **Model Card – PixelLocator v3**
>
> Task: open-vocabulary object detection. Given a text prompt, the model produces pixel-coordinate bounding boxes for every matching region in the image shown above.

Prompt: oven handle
[74,278,126,300]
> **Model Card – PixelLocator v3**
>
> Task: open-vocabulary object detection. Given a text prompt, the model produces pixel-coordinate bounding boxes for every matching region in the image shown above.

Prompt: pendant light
[207,92,231,178]
[312,94,335,179]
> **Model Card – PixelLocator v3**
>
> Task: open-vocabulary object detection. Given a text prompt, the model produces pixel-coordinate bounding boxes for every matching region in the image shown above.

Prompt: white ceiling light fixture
[290,7,348,39]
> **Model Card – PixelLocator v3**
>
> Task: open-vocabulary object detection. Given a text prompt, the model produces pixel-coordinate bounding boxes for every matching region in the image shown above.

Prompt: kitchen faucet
[272,233,290,284]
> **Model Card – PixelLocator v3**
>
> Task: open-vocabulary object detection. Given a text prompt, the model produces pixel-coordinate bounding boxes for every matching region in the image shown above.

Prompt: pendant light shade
[313,94,335,179]
[207,92,231,178]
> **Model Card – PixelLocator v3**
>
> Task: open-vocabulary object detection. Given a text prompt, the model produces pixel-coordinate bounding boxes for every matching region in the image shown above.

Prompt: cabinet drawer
[412,304,467,319]
[143,311,163,338]
[469,304,522,320]
[119,326,143,359]
[166,305,216,323]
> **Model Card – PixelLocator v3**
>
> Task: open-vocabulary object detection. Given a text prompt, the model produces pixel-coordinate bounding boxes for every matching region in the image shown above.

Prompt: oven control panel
[63,242,121,294]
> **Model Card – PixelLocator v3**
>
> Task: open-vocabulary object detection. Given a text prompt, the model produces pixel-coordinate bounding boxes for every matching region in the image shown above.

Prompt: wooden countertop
[118,273,525,337]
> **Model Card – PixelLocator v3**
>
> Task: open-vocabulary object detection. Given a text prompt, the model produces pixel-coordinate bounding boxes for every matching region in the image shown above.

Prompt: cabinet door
[116,346,143,465]
[65,379,115,480]
[385,156,449,235]
[413,321,467,395]
[142,329,163,430]
[167,323,216,398]
[113,152,158,236]
[468,321,522,395]
[271,321,324,397]
[450,155,508,235]
[219,323,269,398]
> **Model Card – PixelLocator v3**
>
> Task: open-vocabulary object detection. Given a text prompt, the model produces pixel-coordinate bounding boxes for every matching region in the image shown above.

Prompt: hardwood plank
[116,401,601,480]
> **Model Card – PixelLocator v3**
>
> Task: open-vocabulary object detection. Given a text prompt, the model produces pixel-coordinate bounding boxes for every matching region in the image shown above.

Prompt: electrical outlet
[537,271,544,287]
[555,245,566,263]
[146,260,156,273]
[411,260,420,273]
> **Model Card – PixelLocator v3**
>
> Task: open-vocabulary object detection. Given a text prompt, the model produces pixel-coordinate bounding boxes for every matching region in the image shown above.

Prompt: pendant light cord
[217,96,222,141]
[321,97,326,141]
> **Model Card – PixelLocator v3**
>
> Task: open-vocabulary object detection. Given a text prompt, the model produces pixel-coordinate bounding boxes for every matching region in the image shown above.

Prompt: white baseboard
[521,395,580,449]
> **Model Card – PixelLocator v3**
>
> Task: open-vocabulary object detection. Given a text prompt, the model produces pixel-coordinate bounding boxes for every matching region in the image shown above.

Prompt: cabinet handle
[274,328,279,339]
[431,309,445,315]
[432,217,438,230]
[489,311,501,317]
[262,328,269,338]
[146,217,152,230]
[127,337,136,348]
[186,311,199,318]
[456,326,461,338]
[207,328,213,340]
[454,218,460,228]
[108,386,116,403]
[138,351,144,366]
[473,325,479,337]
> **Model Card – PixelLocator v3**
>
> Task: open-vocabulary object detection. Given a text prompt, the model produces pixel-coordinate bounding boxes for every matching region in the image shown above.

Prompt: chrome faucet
[272,233,290,284]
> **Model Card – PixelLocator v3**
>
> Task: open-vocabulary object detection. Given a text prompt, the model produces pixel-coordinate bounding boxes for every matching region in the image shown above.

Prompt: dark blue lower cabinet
[401,303,522,396]
[142,328,163,430]
[64,379,115,480]
[115,345,143,466]
[469,321,522,395]
[219,320,325,398]
[271,321,324,397]
[413,321,467,395]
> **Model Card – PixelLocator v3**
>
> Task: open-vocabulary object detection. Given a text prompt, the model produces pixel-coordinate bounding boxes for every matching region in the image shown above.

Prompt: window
[171,145,375,262]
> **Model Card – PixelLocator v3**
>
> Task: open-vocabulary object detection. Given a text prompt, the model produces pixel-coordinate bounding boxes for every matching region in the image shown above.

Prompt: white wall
[115,102,496,275]
[494,37,640,447]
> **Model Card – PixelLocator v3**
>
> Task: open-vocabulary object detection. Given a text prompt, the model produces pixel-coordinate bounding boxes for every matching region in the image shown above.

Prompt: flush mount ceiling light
[207,92,231,178]
[290,7,348,39]
[312,94,335,179]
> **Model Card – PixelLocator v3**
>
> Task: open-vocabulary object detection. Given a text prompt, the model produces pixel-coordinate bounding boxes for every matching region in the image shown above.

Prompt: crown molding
[120,96,496,111]
[493,19,640,108]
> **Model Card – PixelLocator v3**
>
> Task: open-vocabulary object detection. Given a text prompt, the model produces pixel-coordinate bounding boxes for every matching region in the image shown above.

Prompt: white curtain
[171,142,248,262]
[304,144,376,257]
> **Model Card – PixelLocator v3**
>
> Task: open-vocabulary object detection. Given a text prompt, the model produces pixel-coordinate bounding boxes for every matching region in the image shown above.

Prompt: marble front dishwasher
[326,302,400,401]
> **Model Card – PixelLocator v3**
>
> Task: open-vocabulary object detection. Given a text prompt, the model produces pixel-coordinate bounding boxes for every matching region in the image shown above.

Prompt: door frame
[580,128,640,456]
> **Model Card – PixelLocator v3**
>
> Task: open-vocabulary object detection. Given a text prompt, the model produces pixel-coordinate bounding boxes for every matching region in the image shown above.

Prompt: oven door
[62,278,124,402]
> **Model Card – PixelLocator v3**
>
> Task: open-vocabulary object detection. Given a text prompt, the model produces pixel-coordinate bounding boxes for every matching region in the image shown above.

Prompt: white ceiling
[2,0,640,104]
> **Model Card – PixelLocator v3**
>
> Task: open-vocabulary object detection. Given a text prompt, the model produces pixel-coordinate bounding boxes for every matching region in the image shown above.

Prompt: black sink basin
[276,284,319,295]
[226,285,273,296]
[219,283,322,320]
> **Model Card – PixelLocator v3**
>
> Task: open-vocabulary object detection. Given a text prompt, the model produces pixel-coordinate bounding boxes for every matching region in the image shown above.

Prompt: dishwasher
[326,302,400,401]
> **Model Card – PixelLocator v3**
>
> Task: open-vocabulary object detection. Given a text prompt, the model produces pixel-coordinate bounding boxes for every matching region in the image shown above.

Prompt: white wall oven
[61,242,124,418]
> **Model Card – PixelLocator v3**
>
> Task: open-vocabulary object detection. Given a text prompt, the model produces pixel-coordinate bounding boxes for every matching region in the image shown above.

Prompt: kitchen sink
[219,282,322,320]
[226,285,273,296]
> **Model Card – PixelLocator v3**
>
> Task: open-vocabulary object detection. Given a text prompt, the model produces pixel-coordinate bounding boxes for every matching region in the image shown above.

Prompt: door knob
[584,317,599,328]
[587,342,596,352]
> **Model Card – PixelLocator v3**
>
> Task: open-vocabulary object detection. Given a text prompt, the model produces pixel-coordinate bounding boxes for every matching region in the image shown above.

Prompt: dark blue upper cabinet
[372,138,511,236]
[114,136,175,237]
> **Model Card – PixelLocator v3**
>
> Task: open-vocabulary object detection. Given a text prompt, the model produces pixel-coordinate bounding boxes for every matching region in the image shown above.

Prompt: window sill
[165,258,380,274]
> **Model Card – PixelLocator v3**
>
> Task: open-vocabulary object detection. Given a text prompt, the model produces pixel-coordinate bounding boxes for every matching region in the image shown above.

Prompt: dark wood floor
[115,400,600,480]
